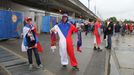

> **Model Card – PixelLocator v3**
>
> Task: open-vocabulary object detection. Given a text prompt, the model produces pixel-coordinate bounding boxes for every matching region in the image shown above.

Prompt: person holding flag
[21,17,43,70]
[51,13,79,71]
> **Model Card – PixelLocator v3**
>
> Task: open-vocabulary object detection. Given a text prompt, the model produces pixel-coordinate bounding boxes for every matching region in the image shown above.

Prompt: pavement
[110,34,134,75]
[2,32,134,75]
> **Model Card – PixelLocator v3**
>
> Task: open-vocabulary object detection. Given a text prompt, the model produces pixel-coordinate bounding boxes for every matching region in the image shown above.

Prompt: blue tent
[0,10,23,39]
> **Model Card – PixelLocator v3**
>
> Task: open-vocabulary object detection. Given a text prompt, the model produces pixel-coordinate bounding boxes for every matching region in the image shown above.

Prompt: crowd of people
[21,13,134,71]
[77,18,134,50]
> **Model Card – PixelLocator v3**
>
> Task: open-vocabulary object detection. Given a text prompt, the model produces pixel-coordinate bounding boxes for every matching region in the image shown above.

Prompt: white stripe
[53,25,68,65]
[23,27,30,38]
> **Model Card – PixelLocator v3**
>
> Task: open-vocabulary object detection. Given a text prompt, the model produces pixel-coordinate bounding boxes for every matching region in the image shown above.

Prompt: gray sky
[79,0,134,20]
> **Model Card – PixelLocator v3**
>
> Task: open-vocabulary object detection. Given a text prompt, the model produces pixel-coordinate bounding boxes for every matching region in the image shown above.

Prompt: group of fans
[80,20,134,37]
[21,13,134,71]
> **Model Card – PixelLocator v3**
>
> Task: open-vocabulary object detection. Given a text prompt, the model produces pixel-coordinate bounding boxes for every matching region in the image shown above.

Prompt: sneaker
[105,46,111,50]
[98,47,102,51]
[62,65,67,68]
[107,47,111,50]
[29,64,33,70]
[93,47,97,50]
[72,66,79,71]
[37,64,43,69]
[105,46,108,49]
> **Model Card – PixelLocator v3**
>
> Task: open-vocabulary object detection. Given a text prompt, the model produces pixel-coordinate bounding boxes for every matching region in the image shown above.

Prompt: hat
[25,17,32,21]
[27,17,32,21]
[62,13,68,17]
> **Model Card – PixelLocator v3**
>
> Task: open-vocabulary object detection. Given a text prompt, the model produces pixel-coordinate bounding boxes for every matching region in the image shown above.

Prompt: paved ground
[110,34,134,75]
[1,32,134,75]
[2,32,134,75]
[0,32,107,75]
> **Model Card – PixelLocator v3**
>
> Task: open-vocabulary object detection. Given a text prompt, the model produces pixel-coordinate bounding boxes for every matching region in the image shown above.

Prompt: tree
[109,17,117,23]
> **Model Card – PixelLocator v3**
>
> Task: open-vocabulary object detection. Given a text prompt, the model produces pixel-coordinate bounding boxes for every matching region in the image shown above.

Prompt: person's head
[97,18,101,22]
[62,13,68,23]
[89,18,93,22]
[26,17,32,24]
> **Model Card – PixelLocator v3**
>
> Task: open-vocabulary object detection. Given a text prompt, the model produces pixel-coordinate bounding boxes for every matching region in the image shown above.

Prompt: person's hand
[34,44,38,48]
[51,29,56,33]
[108,27,111,30]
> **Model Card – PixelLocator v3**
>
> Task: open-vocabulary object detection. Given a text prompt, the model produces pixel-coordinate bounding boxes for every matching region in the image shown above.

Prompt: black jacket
[107,22,113,35]
[115,24,121,33]
[26,30,36,47]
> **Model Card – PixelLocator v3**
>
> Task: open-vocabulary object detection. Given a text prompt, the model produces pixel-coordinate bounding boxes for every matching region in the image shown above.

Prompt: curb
[104,50,111,75]
[111,48,121,75]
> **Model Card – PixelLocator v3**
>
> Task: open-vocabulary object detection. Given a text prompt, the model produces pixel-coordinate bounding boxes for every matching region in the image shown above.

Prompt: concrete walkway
[0,33,109,75]
[110,35,134,75]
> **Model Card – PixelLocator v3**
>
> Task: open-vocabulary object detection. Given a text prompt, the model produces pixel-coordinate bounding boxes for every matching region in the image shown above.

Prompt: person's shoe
[37,64,43,69]
[62,65,67,68]
[77,49,82,52]
[105,46,108,49]
[105,46,111,50]
[93,47,97,50]
[108,47,111,50]
[72,66,79,71]
[29,64,33,70]
[98,47,102,51]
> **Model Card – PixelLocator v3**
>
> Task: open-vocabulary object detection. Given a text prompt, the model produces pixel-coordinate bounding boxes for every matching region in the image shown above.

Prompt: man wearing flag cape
[21,17,43,70]
[51,13,79,70]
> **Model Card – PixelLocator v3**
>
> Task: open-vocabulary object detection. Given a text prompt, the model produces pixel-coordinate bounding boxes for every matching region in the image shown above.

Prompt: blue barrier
[0,10,23,39]
[42,16,57,32]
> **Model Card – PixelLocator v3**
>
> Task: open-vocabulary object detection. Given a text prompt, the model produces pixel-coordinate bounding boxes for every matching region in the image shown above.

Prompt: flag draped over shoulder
[21,24,43,52]
[21,25,30,52]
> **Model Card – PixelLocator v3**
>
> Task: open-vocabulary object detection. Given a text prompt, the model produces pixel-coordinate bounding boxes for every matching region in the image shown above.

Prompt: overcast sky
[79,0,134,20]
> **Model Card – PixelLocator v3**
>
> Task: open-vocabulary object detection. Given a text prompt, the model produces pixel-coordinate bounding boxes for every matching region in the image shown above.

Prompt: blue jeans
[107,34,112,48]
[27,48,41,65]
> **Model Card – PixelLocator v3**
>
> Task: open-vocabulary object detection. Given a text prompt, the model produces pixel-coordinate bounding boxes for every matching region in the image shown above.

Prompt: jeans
[27,48,41,65]
[107,34,112,48]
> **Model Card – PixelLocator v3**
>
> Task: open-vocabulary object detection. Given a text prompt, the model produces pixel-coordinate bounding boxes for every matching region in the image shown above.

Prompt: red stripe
[66,25,78,66]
